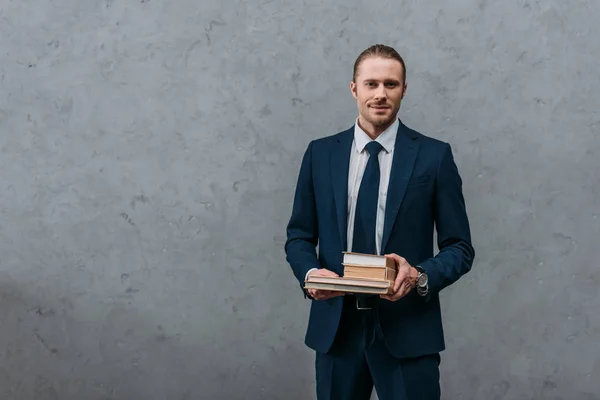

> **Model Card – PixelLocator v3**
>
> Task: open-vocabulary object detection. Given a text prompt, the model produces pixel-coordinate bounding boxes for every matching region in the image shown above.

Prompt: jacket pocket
[407,174,430,186]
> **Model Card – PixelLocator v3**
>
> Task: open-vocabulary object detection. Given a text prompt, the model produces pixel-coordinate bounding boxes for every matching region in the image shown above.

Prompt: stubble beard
[371,115,394,127]
[366,109,396,128]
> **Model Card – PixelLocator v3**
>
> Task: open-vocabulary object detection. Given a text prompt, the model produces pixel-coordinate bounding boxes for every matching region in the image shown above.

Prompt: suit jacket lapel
[381,121,419,252]
[330,127,354,251]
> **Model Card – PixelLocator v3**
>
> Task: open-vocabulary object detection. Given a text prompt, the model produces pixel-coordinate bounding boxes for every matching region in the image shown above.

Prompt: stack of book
[304,252,397,295]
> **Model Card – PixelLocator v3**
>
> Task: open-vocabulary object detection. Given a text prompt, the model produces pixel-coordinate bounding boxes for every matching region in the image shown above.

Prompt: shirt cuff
[305,268,318,281]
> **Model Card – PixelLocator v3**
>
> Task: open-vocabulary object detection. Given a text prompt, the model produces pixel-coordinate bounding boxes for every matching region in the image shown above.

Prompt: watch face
[418,273,428,287]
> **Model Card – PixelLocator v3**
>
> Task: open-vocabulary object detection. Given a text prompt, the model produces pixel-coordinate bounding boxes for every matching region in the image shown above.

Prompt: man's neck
[357,116,397,140]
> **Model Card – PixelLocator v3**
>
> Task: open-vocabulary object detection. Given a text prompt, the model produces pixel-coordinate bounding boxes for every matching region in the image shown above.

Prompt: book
[304,276,392,295]
[342,252,397,281]
[343,264,397,281]
[342,252,396,268]
[304,252,398,295]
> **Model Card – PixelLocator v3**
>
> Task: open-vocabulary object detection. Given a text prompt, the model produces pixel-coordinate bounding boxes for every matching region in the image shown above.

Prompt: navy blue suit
[285,120,474,398]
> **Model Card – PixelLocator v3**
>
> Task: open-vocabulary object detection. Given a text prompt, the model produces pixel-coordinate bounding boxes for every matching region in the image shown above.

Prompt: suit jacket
[284,119,475,358]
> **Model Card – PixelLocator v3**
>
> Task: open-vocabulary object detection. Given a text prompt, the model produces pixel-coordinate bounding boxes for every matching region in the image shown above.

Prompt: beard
[370,115,394,126]
[366,106,397,127]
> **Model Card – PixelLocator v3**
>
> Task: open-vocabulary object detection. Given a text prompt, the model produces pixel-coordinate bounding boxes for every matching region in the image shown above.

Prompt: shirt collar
[353,117,399,154]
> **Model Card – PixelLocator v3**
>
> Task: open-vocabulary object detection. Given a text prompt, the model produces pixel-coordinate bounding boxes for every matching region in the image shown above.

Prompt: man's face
[350,56,407,133]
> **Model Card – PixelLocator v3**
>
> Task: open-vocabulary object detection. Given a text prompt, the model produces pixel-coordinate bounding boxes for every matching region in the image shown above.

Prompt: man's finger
[397,285,411,299]
[393,273,406,292]
[381,286,408,301]
[321,292,341,300]
[312,269,339,278]
[381,294,398,301]
[311,290,344,300]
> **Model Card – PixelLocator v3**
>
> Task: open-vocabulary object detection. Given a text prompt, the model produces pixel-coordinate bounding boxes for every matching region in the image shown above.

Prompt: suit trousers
[315,295,441,400]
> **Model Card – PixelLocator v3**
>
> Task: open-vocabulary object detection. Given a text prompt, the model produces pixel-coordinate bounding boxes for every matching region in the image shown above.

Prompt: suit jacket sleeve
[419,143,475,296]
[285,141,322,296]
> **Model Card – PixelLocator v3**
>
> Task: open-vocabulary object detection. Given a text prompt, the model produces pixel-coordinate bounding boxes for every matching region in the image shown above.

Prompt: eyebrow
[363,79,401,84]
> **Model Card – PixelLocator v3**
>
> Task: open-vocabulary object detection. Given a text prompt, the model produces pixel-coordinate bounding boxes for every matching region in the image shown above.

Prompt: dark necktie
[352,141,383,255]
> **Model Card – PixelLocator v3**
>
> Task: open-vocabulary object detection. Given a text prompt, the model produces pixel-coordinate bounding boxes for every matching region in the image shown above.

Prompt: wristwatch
[414,265,428,296]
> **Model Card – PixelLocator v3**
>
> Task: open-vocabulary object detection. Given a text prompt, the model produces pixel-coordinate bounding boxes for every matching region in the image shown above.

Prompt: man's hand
[380,253,418,302]
[306,269,345,300]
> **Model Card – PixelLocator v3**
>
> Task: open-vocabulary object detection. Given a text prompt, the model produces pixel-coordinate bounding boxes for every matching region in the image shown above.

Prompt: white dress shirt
[346,117,398,256]
[306,117,399,279]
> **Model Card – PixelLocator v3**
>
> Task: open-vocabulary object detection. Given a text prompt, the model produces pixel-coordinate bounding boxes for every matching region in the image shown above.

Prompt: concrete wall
[1,0,598,399]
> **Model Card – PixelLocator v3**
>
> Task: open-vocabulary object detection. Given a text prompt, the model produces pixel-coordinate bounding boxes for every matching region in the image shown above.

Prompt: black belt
[354,294,377,310]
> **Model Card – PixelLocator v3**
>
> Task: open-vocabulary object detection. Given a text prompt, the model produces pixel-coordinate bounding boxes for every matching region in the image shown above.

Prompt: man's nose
[374,86,387,99]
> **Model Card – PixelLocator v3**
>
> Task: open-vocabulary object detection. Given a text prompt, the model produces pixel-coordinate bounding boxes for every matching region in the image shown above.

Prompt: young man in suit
[285,44,475,400]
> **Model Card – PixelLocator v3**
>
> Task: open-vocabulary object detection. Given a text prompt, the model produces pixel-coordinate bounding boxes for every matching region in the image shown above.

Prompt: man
[284,44,475,400]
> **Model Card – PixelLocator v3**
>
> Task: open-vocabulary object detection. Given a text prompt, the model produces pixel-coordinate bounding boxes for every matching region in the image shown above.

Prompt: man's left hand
[380,253,418,301]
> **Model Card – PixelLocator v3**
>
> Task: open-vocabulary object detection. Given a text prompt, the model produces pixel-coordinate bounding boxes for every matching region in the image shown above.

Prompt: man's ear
[350,81,358,99]
[402,82,407,99]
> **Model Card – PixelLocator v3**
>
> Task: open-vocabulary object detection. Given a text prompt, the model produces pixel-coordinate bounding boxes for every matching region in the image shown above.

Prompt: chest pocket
[407,173,430,187]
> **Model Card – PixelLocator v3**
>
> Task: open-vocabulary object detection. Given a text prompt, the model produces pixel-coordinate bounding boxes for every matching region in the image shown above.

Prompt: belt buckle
[356,297,372,310]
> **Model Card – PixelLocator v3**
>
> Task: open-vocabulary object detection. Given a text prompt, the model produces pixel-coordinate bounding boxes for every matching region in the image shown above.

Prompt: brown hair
[352,44,406,83]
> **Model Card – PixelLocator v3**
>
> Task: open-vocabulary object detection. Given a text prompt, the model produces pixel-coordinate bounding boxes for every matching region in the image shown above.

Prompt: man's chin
[369,116,394,127]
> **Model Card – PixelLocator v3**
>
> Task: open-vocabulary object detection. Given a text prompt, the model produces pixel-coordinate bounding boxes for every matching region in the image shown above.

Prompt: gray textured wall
[0,0,598,399]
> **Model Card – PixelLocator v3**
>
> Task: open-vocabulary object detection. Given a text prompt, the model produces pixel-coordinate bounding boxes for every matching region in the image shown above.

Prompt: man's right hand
[306,268,345,300]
